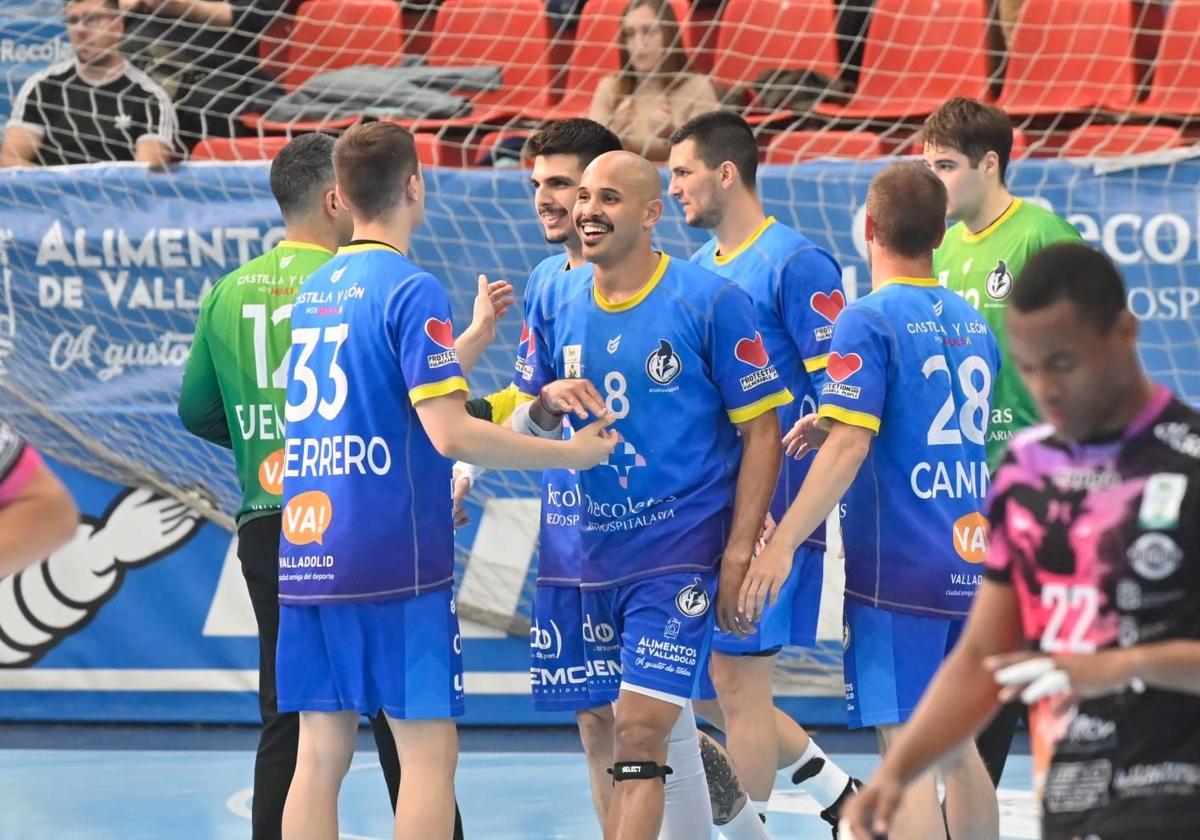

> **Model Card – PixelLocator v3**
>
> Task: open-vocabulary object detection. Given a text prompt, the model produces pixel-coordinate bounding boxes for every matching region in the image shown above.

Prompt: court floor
[0,726,1037,839]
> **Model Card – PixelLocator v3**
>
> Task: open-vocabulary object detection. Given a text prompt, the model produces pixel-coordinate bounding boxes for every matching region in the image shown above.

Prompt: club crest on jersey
[674,578,710,617]
[1128,533,1182,581]
[984,260,1013,300]
[645,339,681,386]
[810,290,846,340]
[424,317,459,368]
[605,437,646,488]
[735,332,780,392]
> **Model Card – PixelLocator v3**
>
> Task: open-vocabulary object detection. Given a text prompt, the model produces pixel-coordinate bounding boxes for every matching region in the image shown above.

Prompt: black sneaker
[819,776,863,838]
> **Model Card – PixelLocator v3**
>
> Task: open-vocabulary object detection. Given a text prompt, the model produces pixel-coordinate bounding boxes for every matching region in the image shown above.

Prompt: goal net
[1,0,1198,684]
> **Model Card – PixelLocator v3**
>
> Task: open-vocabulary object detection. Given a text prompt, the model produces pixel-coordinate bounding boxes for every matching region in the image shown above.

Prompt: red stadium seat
[996,0,1137,116]
[541,0,690,120]
[1060,124,1186,157]
[710,0,839,100]
[764,130,882,163]
[190,136,294,161]
[280,0,404,90]
[1125,0,1200,116]
[815,0,991,120]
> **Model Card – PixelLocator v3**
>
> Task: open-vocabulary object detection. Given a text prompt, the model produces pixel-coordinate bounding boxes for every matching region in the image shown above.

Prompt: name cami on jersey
[984,386,1200,838]
[817,277,1001,618]
[278,242,468,605]
[516,252,792,589]
[521,255,592,587]
[179,241,334,524]
[692,216,844,549]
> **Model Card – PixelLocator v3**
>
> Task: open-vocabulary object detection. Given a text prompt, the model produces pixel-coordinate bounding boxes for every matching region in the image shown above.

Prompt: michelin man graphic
[0,488,204,665]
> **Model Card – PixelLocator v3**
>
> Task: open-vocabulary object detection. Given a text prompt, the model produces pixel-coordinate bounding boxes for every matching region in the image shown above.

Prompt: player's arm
[718,408,783,634]
[454,275,514,374]
[0,445,80,576]
[178,308,232,447]
[134,83,177,168]
[778,247,845,396]
[414,390,612,469]
[843,578,1022,839]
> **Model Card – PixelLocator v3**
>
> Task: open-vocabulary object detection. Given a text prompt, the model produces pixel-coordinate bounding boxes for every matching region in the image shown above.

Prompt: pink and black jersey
[985,385,1200,839]
[0,423,39,506]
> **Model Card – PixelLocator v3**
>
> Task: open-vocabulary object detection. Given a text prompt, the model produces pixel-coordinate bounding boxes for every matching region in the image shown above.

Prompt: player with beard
[519,150,790,840]
[668,110,860,836]
[842,243,1200,840]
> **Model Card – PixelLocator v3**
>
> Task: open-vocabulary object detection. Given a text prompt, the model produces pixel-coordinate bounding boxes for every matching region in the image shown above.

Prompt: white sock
[659,702,713,840]
[719,798,773,840]
[781,738,851,809]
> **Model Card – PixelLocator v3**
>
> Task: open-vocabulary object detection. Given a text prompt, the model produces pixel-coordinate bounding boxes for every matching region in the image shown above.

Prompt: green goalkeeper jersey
[934,198,1081,469]
[179,240,334,525]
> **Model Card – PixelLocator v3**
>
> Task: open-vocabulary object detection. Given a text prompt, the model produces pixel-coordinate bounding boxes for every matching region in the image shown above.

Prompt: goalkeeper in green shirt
[923,97,1081,471]
[921,97,1081,792]
[178,134,508,840]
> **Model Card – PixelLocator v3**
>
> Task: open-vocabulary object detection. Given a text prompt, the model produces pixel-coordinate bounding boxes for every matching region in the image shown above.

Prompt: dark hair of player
[269,133,336,222]
[522,119,622,168]
[615,0,689,97]
[866,162,948,259]
[668,110,757,189]
[920,97,1014,183]
[332,122,419,222]
[1012,242,1126,333]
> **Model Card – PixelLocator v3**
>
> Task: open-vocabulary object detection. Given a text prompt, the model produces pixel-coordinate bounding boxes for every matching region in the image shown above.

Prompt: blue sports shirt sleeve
[816,304,894,433]
[385,271,469,404]
[778,248,844,396]
[709,283,793,423]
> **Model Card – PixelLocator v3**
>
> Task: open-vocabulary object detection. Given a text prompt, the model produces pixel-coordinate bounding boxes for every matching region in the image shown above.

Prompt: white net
[2,0,1199,671]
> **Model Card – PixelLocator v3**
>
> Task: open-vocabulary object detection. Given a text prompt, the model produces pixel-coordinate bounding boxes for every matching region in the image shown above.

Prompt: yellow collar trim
[594,252,670,312]
[278,240,333,254]
[880,276,941,288]
[338,243,405,255]
[714,216,775,265]
[963,198,1023,243]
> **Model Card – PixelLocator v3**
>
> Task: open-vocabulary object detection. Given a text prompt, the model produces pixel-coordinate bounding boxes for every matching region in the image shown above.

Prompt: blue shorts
[530,584,606,712]
[694,545,823,701]
[582,570,717,705]
[842,599,964,728]
[277,589,464,720]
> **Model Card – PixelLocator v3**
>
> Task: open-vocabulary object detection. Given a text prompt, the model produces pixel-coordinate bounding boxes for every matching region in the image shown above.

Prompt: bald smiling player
[518,151,790,840]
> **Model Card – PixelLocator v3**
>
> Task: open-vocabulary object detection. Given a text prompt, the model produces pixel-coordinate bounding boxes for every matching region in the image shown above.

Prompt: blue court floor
[0,726,1037,839]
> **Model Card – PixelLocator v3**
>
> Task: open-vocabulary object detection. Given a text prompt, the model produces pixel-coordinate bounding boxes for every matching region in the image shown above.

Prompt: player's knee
[613,716,670,758]
[607,759,673,784]
[297,741,354,781]
[576,706,613,753]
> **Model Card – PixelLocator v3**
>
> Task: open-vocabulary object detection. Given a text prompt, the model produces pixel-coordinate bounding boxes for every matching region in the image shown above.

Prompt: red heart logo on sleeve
[826,352,863,382]
[425,317,455,350]
[734,332,770,369]
[810,290,846,324]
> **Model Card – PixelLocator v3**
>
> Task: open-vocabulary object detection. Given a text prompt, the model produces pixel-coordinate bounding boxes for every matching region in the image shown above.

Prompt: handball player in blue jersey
[668,110,860,831]
[518,150,790,840]
[275,123,616,840]
[749,163,1001,840]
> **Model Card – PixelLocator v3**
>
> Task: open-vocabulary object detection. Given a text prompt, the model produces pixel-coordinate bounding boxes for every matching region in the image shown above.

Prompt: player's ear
[644,197,664,227]
[405,172,420,203]
[864,212,876,244]
[931,223,945,251]
[333,184,348,214]
[720,161,737,189]
[1112,309,1139,349]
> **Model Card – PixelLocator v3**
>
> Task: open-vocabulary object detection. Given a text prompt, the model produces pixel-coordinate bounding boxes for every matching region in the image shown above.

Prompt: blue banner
[0,159,1196,723]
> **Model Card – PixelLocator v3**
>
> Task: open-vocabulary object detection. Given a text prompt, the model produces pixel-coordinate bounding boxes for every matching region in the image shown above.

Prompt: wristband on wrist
[538,391,564,417]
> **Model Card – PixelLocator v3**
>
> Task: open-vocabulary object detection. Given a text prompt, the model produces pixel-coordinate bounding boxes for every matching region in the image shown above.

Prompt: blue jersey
[818,276,1000,618]
[522,254,591,586]
[517,252,792,589]
[278,242,468,604]
[693,216,844,549]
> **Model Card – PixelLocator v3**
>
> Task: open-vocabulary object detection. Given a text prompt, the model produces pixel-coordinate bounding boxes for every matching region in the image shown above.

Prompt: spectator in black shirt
[118,0,287,147]
[0,0,176,167]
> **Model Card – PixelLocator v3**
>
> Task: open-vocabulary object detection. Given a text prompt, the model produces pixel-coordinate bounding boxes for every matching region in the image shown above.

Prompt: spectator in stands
[0,0,176,167]
[589,0,719,161]
[118,0,286,148]
[0,423,79,577]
